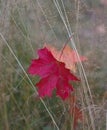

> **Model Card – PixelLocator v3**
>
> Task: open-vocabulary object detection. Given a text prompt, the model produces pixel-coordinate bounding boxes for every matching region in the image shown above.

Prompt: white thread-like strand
[53,0,95,129]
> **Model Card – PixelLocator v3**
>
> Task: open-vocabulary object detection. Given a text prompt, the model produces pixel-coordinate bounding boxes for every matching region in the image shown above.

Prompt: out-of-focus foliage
[0,0,107,130]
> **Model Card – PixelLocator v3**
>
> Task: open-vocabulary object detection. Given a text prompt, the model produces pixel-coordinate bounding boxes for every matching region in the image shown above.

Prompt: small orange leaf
[44,43,86,72]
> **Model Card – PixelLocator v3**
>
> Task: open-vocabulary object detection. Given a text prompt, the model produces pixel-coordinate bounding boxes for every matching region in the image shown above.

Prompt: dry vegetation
[0,0,107,130]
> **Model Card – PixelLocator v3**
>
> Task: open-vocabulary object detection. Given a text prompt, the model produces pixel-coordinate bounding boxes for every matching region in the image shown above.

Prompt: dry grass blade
[0,33,60,130]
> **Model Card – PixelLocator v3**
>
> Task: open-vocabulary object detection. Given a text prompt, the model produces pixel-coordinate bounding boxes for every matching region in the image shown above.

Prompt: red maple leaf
[28,47,79,99]
[68,94,83,129]
[71,106,83,129]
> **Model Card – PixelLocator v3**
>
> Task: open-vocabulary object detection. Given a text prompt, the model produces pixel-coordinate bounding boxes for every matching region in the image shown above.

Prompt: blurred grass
[0,0,107,130]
